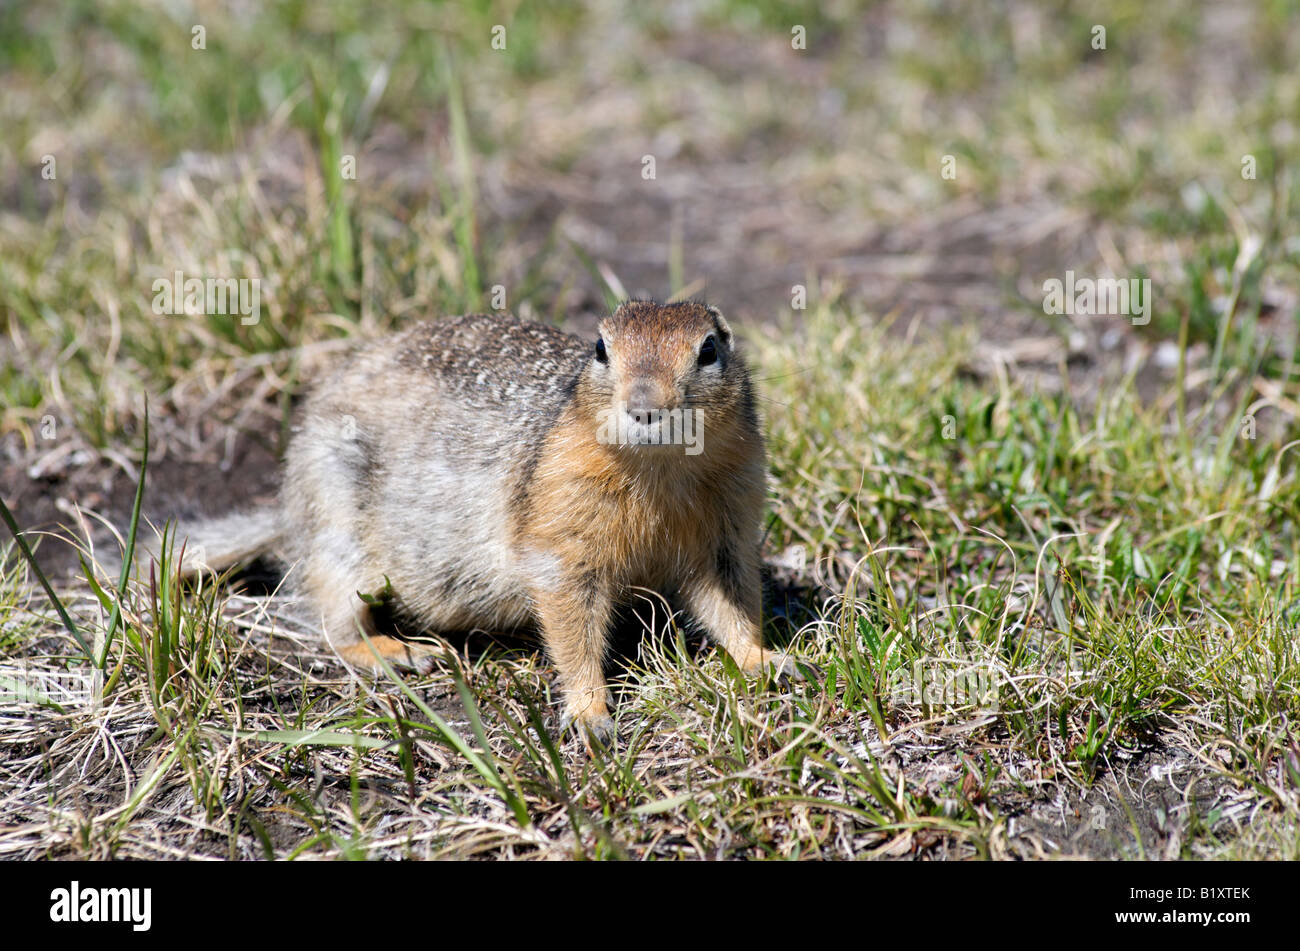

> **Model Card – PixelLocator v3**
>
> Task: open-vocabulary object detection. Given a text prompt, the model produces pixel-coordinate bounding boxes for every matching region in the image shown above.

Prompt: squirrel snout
[622,379,675,421]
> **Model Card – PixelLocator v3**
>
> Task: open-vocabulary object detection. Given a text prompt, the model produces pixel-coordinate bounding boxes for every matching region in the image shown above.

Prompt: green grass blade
[0,496,92,659]
[98,400,149,669]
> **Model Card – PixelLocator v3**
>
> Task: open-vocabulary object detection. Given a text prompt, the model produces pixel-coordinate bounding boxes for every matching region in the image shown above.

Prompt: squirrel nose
[625,381,663,423]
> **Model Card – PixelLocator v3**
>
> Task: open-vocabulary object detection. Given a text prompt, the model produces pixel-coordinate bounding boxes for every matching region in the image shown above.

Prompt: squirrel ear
[705,305,733,349]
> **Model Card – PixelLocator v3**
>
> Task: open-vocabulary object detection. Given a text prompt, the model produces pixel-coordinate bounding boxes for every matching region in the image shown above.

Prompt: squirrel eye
[697,335,718,366]
[595,338,608,363]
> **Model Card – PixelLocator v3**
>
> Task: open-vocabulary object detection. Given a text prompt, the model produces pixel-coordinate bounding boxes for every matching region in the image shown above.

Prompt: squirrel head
[577,300,758,457]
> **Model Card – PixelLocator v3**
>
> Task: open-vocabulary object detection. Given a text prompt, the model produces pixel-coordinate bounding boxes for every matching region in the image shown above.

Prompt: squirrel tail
[159,508,283,578]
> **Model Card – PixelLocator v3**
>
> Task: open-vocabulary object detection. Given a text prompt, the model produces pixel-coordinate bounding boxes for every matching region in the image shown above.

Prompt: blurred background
[1,0,1298,544]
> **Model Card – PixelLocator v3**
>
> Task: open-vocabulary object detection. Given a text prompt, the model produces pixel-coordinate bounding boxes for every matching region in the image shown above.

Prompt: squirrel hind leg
[334,633,440,675]
[305,563,440,675]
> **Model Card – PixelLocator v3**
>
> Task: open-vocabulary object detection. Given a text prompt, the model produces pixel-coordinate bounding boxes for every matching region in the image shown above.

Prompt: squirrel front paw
[559,710,616,748]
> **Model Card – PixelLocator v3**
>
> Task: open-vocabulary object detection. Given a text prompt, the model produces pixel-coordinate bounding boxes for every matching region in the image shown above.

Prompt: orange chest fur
[517,419,723,581]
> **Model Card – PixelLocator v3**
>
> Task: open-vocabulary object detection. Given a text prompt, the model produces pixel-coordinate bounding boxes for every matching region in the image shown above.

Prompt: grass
[3,300,1298,859]
[2,0,1300,859]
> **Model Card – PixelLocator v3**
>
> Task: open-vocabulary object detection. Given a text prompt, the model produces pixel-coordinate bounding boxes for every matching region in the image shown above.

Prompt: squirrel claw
[560,712,616,748]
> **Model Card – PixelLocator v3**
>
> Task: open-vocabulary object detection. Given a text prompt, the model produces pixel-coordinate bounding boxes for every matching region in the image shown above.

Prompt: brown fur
[171,301,801,742]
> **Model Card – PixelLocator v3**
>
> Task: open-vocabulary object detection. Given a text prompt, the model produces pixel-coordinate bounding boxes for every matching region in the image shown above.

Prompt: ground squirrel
[172,300,803,741]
